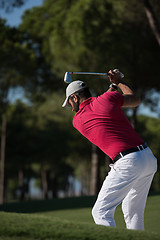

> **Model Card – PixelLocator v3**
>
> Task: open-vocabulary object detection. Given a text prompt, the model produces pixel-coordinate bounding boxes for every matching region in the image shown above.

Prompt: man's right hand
[108,69,122,85]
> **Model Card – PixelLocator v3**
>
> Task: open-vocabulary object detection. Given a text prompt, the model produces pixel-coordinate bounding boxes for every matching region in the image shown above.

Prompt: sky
[0,0,43,27]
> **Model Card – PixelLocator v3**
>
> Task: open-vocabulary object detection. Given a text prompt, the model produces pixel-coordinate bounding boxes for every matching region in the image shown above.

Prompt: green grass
[0,212,160,240]
[0,194,160,240]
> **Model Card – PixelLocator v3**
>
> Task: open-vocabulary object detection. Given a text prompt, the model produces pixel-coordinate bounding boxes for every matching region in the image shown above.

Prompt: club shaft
[69,72,108,76]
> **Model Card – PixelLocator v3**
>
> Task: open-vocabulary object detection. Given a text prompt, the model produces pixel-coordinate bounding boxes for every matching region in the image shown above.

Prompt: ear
[72,94,79,103]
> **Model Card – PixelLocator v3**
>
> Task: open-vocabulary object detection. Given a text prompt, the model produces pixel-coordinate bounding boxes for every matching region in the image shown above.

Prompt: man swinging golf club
[62,69,157,230]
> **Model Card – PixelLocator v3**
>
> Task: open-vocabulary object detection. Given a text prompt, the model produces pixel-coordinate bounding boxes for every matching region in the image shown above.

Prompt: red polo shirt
[73,91,144,160]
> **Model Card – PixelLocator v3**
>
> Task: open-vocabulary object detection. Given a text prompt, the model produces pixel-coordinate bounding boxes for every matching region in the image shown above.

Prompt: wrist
[109,83,118,90]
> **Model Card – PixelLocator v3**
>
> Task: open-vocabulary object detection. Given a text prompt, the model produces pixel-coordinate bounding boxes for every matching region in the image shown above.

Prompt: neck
[79,97,87,104]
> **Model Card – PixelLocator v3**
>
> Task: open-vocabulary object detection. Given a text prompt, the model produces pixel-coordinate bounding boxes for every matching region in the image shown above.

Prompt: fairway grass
[0,194,160,240]
[0,211,160,240]
[36,195,160,233]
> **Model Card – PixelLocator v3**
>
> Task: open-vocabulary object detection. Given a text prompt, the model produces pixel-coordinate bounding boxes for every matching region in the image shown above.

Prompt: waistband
[113,143,148,163]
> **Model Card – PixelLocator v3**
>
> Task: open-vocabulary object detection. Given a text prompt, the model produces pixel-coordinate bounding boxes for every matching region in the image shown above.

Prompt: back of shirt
[73,91,144,160]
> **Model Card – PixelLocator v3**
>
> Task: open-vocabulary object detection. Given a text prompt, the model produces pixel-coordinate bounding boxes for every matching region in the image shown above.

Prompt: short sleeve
[108,92,124,106]
[98,91,124,107]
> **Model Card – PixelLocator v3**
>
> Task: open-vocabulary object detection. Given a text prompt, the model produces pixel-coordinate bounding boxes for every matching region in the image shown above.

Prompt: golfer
[62,69,157,230]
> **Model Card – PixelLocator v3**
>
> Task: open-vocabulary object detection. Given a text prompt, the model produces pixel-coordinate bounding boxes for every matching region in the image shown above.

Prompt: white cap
[62,80,87,107]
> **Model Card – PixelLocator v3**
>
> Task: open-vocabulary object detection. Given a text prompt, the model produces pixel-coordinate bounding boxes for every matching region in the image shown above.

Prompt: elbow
[122,94,141,108]
[133,97,140,107]
[134,96,141,107]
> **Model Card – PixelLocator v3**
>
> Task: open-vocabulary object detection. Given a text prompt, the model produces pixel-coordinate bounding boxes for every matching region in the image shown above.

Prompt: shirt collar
[79,97,94,111]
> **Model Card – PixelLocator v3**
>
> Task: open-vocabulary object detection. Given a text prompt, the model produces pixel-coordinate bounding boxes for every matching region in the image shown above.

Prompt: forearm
[117,82,134,95]
[118,81,140,107]
[107,69,140,108]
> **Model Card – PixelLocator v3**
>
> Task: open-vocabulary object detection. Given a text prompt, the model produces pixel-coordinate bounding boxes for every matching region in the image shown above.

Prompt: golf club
[64,70,124,83]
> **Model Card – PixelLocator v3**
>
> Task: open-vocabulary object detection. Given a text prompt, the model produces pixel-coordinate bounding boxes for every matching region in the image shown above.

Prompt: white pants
[92,147,157,230]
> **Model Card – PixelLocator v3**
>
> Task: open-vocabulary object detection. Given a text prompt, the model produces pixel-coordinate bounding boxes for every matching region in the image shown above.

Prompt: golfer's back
[73,91,144,160]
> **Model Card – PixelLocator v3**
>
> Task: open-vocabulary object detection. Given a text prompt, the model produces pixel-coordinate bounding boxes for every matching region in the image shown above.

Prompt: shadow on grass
[0,192,159,214]
[0,196,97,213]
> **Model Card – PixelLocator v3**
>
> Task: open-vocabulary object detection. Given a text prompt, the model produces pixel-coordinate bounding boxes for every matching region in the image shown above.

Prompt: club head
[113,69,124,78]
[64,72,72,83]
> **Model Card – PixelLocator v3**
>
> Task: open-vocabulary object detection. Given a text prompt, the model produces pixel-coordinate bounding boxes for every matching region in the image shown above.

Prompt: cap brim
[62,97,70,107]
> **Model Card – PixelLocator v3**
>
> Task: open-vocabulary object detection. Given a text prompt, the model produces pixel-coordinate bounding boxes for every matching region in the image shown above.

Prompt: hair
[74,87,92,99]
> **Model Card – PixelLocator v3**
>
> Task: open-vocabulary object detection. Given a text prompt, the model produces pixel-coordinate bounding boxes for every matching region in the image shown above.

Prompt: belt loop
[141,144,144,150]
[137,146,141,151]
[120,152,123,157]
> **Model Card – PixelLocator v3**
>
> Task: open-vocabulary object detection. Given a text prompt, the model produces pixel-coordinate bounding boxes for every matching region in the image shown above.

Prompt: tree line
[0,0,160,203]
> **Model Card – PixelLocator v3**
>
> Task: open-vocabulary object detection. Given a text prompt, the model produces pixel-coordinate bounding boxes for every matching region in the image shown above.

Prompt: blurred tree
[20,0,160,93]
[0,19,56,203]
[144,0,160,46]
[5,93,76,200]
[5,102,33,201]
[19,0,160,195]
[29,94,74,198]
[0,20,35,203]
